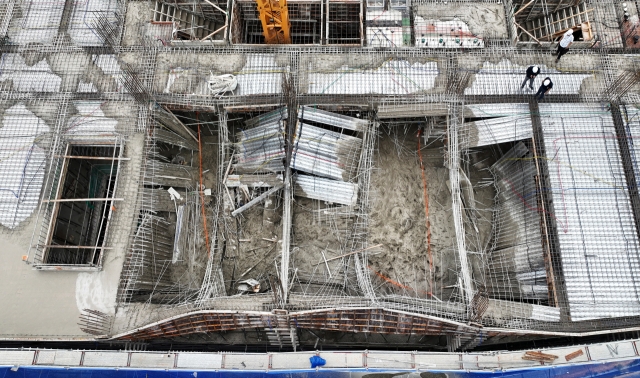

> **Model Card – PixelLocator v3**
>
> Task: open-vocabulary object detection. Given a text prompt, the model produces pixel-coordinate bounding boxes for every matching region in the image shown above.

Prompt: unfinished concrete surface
[414,3,509,39]
[2,0,640,355]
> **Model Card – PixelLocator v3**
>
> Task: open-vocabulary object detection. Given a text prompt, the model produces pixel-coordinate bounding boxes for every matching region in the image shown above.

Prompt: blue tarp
[3,358,640,378]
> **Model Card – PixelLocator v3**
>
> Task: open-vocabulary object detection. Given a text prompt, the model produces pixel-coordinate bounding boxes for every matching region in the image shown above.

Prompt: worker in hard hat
[521,65,540,90]
[556,29,574,62]
[535,77,553,101]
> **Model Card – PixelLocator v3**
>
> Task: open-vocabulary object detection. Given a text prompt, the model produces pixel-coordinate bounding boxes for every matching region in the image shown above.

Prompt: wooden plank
[522,351,558,362]
[231,185,283,217]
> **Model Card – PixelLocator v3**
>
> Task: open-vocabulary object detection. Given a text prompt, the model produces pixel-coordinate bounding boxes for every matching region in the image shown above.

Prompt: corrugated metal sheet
[0,103,48,229]
[82,351,129,367]
[464,60,591,96]
[129,353,175,368]
[176,353,222,369]
[291,122,362,181]
[299,106,368,132]
[464,103,531,118]
[306,60,438,95]
[540,103,640,320]
[236,55,284,96]
[465,115,533,147]
[294,174,358,206]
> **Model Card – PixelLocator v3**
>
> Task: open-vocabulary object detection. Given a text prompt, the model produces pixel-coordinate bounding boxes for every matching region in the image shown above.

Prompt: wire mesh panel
[67,0,121,46]
[540,103,640,320]
[5,0,65,45]
[326,0,362,45]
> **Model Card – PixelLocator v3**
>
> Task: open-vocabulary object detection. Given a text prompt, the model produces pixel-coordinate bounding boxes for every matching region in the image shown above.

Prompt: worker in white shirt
[556,29,574,63]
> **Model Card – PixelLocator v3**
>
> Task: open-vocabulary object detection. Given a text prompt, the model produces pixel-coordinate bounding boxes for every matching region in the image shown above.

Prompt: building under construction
[3,0,640,357]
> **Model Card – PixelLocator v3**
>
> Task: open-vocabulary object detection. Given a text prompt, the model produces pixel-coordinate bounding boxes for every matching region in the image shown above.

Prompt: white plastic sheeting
[465,60,592,96]
[0,103,49,229]
[65,101,118,137]
[7,0,64,45]
[0,54,62,92]
[540,103,640,320]
[463,104,532,147]
[306,60,438,95]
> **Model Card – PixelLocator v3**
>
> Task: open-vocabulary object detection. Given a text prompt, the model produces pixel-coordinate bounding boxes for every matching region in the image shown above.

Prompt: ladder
[255,0,291,43]
[153,1,220,41]
[523,2,593,41]
[264,310,298,350]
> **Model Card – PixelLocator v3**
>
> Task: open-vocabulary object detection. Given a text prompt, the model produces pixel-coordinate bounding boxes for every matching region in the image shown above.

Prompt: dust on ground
[368,124,458,300]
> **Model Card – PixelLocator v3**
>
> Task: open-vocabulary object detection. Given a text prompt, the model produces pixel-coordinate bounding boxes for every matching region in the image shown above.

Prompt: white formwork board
[475,353,501,369]
[589,342,637,361]
[176,353,222,369]
[271,352,316,369]
[223,354,269,370]
[35,351,56,365]
[129,353,175,368]
[50,351,82,366]
[414,353,460,370]
[82,351,129,367]
[319,352,363,368]
[494,352,539,369]
[367,352,412,369]
[461,353,479,370]
[0,350,35,366]
[549,347,590,364]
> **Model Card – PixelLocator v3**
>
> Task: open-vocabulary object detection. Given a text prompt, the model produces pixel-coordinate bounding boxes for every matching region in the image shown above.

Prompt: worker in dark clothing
[520,65,540,90]
[535,77,553,101]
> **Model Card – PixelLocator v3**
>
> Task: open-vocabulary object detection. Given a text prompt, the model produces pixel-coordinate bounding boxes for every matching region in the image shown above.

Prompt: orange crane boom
[255,0,291,44]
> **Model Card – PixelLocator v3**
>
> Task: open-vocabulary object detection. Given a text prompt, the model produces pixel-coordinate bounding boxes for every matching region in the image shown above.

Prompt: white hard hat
[566,29,573,35]
[532,66,539,73]
[543,79,551,86]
